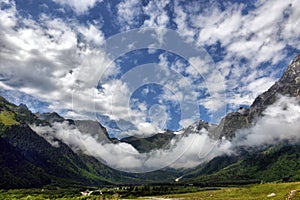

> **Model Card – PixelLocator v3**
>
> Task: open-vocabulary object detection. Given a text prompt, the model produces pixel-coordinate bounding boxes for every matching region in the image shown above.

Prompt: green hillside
[182,144,300,186]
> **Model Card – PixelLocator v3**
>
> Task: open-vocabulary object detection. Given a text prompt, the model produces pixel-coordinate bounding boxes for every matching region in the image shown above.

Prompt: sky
[0,0,300,138]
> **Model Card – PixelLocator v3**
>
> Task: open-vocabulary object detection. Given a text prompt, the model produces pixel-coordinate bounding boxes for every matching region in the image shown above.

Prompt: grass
[1,182,300,199]
[0,111,19,126]
[0,188,120,200]
[156,182,300,200]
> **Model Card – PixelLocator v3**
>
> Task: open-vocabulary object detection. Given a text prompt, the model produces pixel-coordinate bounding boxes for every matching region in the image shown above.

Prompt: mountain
[35,112,65,124]
[117,53,300,185]
[36,112,111,143]
[120,120,218,153]
[0,54,299,189]
[181,54,300,184]
[120,131,175,153]
[216,54,300,138]
[0,99,141,189]
[73,120,111,143]
[182,144,300,185]
[0,97,181,189]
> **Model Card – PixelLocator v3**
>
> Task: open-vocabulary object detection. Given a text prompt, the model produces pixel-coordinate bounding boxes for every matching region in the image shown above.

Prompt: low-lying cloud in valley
[233,95,300,148]
[31,95,300,173]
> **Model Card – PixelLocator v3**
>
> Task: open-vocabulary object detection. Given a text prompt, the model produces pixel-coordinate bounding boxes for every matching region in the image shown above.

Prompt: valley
[1,0,300,198]
[1,182,300,199]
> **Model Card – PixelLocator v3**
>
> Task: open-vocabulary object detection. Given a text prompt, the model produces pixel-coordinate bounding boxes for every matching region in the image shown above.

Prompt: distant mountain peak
[35,112,65,123]
[18,103,28,110]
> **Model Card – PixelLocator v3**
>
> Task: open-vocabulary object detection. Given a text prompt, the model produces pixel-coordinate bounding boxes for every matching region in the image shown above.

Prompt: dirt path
[286,190,300,200]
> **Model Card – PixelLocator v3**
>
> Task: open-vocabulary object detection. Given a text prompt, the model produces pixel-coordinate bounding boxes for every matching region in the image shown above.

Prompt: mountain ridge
[0,54,299,188]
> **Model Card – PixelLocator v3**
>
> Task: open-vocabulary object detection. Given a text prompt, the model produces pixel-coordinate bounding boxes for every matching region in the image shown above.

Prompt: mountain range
[0,54,300,189]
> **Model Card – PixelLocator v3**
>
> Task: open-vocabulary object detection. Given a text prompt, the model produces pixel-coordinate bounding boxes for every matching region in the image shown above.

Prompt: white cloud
[31,121,143,170]
[116,0,141,31]
[1,0,300,142]
[78,23,105,46]
[173,1,197,43]
[141,0,170,43]
[0,2,123,126]
[52,0,102,15]
[188,57,210,75]
[282,1,300,49]
[0,0,16,28]
[0,1,211,137]
[172,0,300,113]
[233,95,300,147]
[32,121,232,171]
[246,77,276,98]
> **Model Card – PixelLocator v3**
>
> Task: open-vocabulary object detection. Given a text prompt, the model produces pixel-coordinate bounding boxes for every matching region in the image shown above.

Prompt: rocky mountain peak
[250,54,300,114]
[217,54,300,138]
[74,120,111,143]
[35,112,65,123]
[18,103,28,110]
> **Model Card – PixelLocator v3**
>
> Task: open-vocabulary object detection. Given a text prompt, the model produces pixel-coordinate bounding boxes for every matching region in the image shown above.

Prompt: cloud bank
[32,95,300,172]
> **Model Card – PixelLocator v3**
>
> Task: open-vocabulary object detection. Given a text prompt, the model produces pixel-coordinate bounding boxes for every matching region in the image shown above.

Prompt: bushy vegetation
[182,144,300,185]
[0,185,214,199]
[0,111,19,126]
[1,182,300,199]
[158,182,300,200]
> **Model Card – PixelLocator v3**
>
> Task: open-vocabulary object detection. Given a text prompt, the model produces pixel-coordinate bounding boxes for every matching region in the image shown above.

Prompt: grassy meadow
[156,182,300,200]
[1,182,300,199]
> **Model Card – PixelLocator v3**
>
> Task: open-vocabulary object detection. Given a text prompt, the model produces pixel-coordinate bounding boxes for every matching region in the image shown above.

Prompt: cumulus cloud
[1,1,206,137]
[143,1,170,35]
[0,1,132,129]
[173,0,300,113]
[116,0,142,31]
[1,0,300,144]
[0,1,162,139]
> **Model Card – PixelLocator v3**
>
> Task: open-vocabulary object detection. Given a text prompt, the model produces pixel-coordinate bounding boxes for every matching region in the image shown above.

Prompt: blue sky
[0,0,299,138]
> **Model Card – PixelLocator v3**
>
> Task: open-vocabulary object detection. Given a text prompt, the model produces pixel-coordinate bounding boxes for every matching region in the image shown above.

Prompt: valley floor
[1,182,300,199]
[143,182,300,200]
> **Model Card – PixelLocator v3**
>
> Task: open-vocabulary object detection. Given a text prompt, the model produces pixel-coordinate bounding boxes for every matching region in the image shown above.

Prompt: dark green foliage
[120,131,175,153]
[0,137,50,189]
[0,97,139,188]
[0,96,180,189]
[183,144,300,185]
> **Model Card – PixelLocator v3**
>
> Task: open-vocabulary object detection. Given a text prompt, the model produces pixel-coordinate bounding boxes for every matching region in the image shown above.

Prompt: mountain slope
[0,97,181,189]
[0,99,141,188]
[120,131,175,153]
[183,144,300,185]
[0,137,50,189]
[182,54,300,184]
[217,54,300,138]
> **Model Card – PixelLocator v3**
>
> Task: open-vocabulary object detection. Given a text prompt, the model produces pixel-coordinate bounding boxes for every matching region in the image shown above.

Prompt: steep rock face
[216,111,251,138]
[183,120,217,136]
[250,54,300,115]
[218,54,300,138]
[74,120,111,143]
[36,112,111,144]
